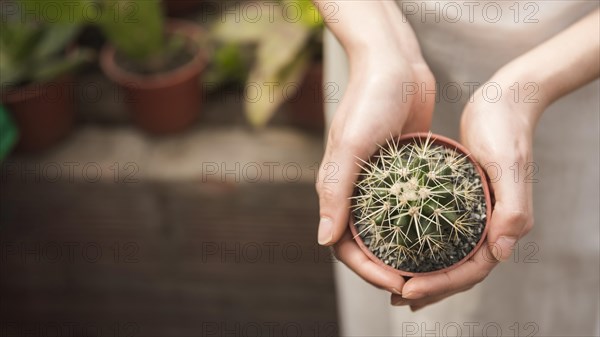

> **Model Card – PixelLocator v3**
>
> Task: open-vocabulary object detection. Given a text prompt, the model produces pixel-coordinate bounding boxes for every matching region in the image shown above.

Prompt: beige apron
[324,1,600,336]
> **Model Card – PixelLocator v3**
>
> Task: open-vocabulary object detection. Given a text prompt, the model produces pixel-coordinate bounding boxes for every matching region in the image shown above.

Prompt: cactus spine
[351,135,487,273]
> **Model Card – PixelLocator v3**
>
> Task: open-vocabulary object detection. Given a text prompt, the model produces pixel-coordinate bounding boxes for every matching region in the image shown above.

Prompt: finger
[485,159,534,261]
[390,285,472,308]
[459,109,534,261]
[334,231,405,294]
[400,245,498,300]
[316,105,385,246]
[317,68,434,246]
[316,142,363,246]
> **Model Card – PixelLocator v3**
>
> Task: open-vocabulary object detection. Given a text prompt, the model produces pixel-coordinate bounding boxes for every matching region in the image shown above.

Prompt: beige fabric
[324,2,600,336]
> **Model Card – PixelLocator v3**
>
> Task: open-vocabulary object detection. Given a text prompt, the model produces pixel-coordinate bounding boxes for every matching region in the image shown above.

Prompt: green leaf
[15,0,94,24]
[32,25,81,62]
[244,49,309,128]
[203,43,249,88]
[254,18,310,73]
[30,49,94,83]
[0,22,41,86]
[0,20,89,86]
[0,56,28,88]
[282,0,323,28]
[209,0,320,127]
[0,21,43,60]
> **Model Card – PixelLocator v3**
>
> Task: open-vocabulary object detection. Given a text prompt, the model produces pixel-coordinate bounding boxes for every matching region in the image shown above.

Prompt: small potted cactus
[350,133,492,276]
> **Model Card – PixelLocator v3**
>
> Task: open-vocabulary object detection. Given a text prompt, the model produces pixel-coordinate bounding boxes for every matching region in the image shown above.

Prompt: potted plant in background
[0,19,92,152]
[98,0,208,134]
[209,0,324,129]
[350,133,493,276]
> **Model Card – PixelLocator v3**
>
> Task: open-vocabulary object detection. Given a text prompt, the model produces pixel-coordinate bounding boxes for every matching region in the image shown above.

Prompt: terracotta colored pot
[100,20,207,135]
[164,0,204,16]
[349,132,493,277]
[1,76,75,152]
[289,62,324,132]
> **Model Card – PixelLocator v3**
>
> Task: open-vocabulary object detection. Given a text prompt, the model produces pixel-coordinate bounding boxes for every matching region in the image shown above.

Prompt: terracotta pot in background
[349,132,493,277]
[100,20,207,135]
[1,76,75,152]
[288,62,325,132]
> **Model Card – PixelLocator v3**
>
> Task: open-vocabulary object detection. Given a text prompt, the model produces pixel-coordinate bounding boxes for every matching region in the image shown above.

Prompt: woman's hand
[314,1,436,294]
[317,58,435,294]
[393,79,539,310]
[393,8,599,310]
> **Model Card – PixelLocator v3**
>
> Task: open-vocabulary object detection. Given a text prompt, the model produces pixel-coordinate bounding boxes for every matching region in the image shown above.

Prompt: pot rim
[348,132,493,277]
[99,19,208,90]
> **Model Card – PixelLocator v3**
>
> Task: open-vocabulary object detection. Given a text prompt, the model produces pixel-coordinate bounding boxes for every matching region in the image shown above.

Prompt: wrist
[346,37,431,89]
[338,8,426,72]
[495,64,550,103]
[323,1,427,80]
[487,67,549,125]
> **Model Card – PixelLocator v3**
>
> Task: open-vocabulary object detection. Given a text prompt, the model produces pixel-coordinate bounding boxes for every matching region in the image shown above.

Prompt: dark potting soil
[353,145,487,274]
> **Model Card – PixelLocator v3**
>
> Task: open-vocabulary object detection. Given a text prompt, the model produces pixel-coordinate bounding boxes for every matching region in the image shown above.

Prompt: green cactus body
[351,135,487,273]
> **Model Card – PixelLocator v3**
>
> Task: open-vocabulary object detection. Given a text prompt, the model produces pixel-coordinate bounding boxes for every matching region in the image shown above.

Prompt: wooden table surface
[0,178,338,337]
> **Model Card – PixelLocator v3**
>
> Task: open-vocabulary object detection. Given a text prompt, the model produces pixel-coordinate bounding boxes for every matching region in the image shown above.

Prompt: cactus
[351,134,487,273]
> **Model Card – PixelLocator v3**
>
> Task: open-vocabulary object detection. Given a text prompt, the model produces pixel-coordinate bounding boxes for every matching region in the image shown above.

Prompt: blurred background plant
[13,0,189,73]
[93,0,208,134]
[206,0,324,128]
[96,0,203,74]
[0,1,93,151]
[0,12,92,89]
[13,0,210,134]
[0,0,337,334]
[1,0,325,139]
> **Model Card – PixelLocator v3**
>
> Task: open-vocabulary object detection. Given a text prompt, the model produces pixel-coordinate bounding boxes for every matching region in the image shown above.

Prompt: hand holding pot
[393,80,538,310]
[394,8,599,310]
[314,1,436,294]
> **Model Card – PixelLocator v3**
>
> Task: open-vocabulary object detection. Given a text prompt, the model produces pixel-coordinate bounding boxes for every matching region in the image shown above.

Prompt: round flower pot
[1,76,75,152]
[100,20,207,135]
[349,132,493,277]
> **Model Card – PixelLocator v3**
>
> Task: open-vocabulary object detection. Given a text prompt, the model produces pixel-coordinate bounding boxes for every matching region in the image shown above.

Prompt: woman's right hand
[314,0,436,294]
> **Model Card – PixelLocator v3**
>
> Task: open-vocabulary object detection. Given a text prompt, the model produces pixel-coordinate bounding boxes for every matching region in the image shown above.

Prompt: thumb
[316,137,372,246]
[485,161,534,261]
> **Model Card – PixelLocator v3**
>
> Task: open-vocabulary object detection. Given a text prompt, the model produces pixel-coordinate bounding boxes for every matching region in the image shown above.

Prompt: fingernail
[402,290,423,300]
[392,297,408,306]
[318,218,333,245]
[492,236,517,261]
[391,288,402,295]
[410,305,424,312]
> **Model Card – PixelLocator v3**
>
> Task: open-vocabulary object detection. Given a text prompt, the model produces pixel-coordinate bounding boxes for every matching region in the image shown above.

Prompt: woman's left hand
[392,79,543,310]
[391,8,598,310]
